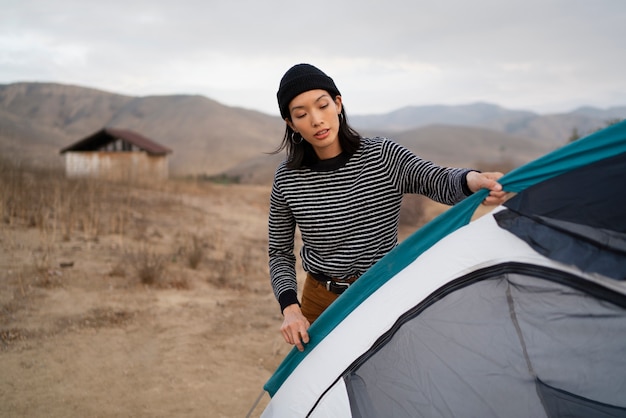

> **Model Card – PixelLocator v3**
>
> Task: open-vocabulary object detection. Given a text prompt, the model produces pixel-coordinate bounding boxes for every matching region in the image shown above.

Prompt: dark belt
[309,272,358,295]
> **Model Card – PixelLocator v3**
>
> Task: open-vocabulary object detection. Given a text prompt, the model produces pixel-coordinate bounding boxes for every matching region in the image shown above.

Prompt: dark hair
[272,104,361,169]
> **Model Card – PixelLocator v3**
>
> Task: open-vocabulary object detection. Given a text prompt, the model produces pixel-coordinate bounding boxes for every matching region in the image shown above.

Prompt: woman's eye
[295,113,306,119]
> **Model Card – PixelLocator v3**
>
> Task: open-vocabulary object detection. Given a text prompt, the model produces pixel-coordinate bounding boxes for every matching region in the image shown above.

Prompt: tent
[259,121,626,417]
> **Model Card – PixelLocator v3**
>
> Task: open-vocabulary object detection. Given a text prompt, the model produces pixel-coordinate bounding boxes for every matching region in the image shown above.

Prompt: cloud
[1,0,625,115]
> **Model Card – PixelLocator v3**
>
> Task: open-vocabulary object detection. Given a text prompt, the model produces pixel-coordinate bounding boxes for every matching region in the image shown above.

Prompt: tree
[569,118,623,143]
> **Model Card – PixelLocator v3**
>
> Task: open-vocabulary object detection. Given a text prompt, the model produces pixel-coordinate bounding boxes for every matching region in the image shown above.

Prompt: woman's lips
[314,129,330,139]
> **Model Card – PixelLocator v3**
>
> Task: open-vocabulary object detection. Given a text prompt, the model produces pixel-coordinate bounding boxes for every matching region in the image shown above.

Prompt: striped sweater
[268,137,472,311]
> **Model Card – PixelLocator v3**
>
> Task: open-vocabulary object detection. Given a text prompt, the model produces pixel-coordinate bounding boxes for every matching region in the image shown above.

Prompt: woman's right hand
[281,304,310,352]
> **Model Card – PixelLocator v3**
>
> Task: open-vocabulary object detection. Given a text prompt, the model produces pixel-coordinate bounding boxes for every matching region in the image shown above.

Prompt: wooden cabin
[60,128,172,182]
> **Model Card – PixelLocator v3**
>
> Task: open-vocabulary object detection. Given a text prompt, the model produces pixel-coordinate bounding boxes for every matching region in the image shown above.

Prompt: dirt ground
[0,176,454,418]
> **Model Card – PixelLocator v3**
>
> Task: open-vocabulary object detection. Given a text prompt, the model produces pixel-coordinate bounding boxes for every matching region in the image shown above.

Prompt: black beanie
[277,64,341,119]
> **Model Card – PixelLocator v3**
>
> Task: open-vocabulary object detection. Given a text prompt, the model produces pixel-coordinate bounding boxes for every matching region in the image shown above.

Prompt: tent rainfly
[256,120,626,418]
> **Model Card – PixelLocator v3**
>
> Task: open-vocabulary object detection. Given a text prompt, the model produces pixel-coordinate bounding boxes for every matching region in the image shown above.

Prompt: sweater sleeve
[382,139,472,205]
[268,171,299,312]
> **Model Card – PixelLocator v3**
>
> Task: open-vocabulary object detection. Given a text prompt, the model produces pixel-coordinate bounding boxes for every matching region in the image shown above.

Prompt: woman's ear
[334,95,343,114]
[285,118,296,132]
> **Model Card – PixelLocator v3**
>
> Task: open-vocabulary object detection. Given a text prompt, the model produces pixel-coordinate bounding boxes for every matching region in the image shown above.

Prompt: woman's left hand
[466,171,508,206]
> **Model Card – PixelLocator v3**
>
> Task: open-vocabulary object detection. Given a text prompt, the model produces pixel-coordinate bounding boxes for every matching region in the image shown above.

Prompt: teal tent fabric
[264,120,626,396]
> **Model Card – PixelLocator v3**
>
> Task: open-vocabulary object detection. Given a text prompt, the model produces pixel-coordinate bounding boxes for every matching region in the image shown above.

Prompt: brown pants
[300,273,340,324]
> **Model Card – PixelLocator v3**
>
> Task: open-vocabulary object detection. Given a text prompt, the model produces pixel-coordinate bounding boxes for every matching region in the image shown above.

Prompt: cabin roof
[60,128,172,155]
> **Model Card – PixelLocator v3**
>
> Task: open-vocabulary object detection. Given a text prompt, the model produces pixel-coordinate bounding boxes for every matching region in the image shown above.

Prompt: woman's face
[286,89,343,160]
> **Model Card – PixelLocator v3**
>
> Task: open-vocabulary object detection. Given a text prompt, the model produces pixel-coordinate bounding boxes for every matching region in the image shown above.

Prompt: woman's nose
[311,110,323,126]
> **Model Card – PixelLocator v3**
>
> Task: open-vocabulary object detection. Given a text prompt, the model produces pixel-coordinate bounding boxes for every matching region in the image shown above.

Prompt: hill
[0,83,284,175]
[350,102,624,146]
[393,124,553,168]
[1,82,623,182]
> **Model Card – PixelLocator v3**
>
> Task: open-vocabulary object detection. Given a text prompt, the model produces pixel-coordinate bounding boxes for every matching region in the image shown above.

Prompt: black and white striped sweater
[268,137,472,311]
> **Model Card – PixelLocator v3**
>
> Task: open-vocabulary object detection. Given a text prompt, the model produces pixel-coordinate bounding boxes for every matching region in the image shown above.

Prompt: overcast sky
[1,0,625,116]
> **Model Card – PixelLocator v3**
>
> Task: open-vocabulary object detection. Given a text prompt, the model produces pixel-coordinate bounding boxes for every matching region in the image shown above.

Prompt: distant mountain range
[1,82,623,184]
[351,102,625,146]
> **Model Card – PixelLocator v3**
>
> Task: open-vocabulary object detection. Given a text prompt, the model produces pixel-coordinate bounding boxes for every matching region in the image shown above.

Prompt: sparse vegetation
[128,247,169,285]
[0,154,286,417]
[0,157,266,291]
[0,158,136,240]
[0,158,176,288]
[196,173,241,184]
[182,234,205,270]
[568,118,623,142]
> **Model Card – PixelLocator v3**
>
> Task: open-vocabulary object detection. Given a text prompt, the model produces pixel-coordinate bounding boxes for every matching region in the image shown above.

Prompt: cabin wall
[64,151,169,182]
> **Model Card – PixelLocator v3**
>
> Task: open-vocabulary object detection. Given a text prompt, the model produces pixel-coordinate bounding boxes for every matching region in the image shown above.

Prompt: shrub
[129,248,168,285]
[186,235,204,270]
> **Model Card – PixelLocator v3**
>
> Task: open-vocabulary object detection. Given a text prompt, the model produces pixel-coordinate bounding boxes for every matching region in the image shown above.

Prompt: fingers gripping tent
[259,120,626,418]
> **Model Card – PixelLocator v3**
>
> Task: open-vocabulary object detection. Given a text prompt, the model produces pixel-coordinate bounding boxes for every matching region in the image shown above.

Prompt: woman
[269,63,507,352]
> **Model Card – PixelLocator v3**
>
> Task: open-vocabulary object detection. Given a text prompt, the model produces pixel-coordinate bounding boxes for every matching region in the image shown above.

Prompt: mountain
[0,82,284,175]
[350,102,623,147]
[392,124,553,168]
[351,102,536,133]
[1,82,623,184]
[570,105,626,120]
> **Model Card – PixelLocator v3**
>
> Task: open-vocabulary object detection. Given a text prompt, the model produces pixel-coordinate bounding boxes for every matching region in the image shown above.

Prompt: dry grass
[0,158,204,288]
[0,158,138,241]
[127,247,169,285]
[0,157,282,417]
[0,156,493,417]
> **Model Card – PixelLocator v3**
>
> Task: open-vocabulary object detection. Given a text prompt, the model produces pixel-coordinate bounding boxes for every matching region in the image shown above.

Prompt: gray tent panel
[343,265,626,418]
[495,211,626,281]
[537,378,626,418]
[496,150,626,281]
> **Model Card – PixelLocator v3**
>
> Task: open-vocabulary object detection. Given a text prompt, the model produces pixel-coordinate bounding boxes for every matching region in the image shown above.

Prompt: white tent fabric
[263,208,621,417]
